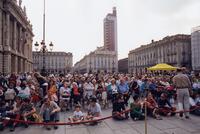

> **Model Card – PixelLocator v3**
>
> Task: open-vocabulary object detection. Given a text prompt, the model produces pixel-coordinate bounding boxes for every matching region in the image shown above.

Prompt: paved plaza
[2,109,200,134]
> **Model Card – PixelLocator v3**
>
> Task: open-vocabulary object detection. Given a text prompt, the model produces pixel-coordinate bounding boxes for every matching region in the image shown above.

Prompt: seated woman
[130,95,144,121]
[112,94,129,120]
[86,96,102,125]
[40,98,61,130]
[71,82,81,105]
[68,104,84,123]
[5,97,22,132]
[157,93,176,116]
[145,92,162,120]
[59,81,71,111]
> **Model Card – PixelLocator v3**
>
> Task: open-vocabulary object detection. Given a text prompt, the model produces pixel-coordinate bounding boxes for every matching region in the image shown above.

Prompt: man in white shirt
[86,96,102,122]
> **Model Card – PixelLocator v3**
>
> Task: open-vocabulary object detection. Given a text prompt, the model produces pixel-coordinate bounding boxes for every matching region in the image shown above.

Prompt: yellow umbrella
[147,63,177,71]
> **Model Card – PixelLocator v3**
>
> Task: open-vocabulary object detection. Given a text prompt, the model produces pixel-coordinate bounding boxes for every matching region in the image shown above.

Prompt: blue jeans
[43,109,59,122]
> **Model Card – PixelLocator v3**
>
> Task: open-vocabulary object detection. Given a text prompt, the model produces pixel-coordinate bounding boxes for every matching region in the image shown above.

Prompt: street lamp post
[34,41,53,76]
[34,0,53,76]
[89,61,92,74]
[112,60,115,73]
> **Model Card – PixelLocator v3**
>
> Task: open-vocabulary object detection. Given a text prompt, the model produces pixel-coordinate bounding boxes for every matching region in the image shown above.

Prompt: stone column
[0,53,3,73]
[0,9,2,73]
[21,59,24,73]
[0,8,2,48]
[19,58,23,73]
[18,58,21,73]
[2,14,11,74]
[176,42,181,67]
[24,60,27,73]
[13,21,17,51]
[14,56,18,73]
[19,27,22,53]
[4,53,11,74]
[5,14,10,48]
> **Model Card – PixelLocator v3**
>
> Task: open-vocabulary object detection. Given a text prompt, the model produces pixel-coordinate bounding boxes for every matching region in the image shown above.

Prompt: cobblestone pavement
[3,109,200,134]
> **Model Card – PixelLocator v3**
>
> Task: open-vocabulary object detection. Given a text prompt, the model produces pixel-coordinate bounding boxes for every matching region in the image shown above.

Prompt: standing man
[173,68,192,119]
[117,78,130,106]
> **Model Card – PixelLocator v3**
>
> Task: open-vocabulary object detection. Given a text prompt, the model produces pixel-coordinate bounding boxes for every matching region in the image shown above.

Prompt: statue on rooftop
[23,6,26,16]
[19,0,22,7]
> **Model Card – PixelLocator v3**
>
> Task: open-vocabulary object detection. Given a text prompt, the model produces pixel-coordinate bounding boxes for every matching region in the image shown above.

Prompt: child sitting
[130,95,145,120]
[112,94,129,120]
[68,104,84,123]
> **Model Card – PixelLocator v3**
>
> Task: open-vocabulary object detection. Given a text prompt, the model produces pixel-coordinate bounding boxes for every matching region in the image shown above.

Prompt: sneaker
[54,126,58,129]
[185,116,190,119]
[179,112,183,118]
[125,115,129,119]
[24,124,29,128]
[0,123,4,131]
[170,112,176,116]
[10,126,15,132]
[156,115,162,120]
[46,126,51,130]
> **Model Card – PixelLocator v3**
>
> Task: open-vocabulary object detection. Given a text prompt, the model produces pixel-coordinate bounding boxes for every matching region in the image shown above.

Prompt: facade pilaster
[13,21,17,51]
[3,53,11,74]
[15,56,18,73]
[0,53,3,73]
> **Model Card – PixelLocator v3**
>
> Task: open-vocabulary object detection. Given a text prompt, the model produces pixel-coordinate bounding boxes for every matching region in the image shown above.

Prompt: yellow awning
[147,63,177,71]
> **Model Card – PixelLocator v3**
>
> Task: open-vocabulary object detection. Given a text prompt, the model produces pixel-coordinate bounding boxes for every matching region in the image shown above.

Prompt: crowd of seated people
[0,70,199,131]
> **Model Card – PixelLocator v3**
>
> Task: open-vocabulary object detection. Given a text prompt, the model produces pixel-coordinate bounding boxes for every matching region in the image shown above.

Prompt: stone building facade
[0,0,33,74]
[191,26,200,71]
[74,47,117,74]
[118,58,128,73]
[33,51,73,74]
[128,34,191,74]
[74,7,118,73]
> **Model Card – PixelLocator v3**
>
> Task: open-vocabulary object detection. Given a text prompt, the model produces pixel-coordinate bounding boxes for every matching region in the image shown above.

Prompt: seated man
[40,98,61,130]
[112,94,129,120]
[19,98,36,128]
[157,93,176,116]
[130,95,144,121]
[86,96,102,125]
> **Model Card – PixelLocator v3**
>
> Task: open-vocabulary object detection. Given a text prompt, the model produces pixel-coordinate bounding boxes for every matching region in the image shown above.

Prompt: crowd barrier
[2,105,200,126]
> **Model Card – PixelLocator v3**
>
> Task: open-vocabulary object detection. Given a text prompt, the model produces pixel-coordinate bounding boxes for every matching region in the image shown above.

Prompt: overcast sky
[22,0,200,64]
